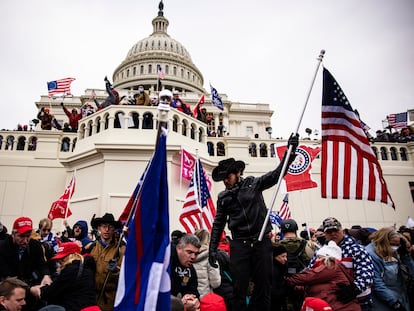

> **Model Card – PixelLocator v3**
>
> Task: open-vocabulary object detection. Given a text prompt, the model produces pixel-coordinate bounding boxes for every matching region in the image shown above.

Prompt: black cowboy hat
[212,158,245,182]
[91,213,122,230]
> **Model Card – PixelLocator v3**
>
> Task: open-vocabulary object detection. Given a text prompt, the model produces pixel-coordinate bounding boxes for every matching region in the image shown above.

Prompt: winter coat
[287,259,361,311]
[90,240,125,311]
[366,242,410,311]
[171,244,200,298]
[135,91,150,106]
[0,235,50,285]
[192,244,221,298]
[271,258,288,311]
[40,257,97,311]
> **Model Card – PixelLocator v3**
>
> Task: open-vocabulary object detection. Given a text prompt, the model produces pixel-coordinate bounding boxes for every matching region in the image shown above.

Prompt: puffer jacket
[193,244,221,298]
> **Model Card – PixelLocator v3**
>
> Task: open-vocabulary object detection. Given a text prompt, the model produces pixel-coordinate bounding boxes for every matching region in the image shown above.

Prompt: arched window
[182,120,188,136]
[260,143,268,157]
[173,67,177,76]
[371,146,378,159]
[126,69,130,77]
[148,64,152,74]
[207,142,214,156]
[270,143,276,157]
[28,137,37,151]
[165,65,169,75]
[61,137,70,152]
[390,147,398,161]
[6,136,14,150]
[96,117,101,133]
[172,116,178,132]
[400,147,408,161]
[130,112,139,129]
[217,142,225,156]
[16,136,26,151]
[143,112,153,129]
[380,147,388,160]
[0,135,3,149]
[249,143,257,157]
[191,124,196,140]
[140,65,144,74]
[88,120,93,136]
[72,138,77,151]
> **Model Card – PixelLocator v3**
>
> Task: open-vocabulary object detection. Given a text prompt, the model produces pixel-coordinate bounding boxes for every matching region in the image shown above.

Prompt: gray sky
[1,0,413,139]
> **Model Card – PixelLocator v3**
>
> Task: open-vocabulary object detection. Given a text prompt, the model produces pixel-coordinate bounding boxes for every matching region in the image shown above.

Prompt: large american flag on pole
[179,158,216,233]
[387,112,407,130]
[47,77,75,97]
[321,68,395,208]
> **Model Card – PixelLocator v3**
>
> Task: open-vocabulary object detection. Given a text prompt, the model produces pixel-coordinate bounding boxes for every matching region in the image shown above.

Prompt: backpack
[286,239,307,275]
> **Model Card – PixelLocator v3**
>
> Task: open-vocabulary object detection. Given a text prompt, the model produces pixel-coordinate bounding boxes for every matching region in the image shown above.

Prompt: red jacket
[63,106,82,130]
[287,260,361,311]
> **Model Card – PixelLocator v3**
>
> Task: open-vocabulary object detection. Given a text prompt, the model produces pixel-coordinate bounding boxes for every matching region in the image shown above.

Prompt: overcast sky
[1,0,413,139]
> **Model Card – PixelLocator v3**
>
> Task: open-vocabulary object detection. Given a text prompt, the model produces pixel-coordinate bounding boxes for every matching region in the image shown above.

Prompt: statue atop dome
[158,0,164,16]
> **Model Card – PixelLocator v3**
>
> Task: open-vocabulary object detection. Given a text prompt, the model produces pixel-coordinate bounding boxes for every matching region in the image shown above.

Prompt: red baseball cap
[300,297,332,311]
[51,242,81,260]
[13,217,33,235]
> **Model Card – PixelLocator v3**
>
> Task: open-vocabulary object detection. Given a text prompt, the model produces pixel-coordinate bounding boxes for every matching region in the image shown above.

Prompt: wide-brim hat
[212,158,245,182]
[91,213,122,230]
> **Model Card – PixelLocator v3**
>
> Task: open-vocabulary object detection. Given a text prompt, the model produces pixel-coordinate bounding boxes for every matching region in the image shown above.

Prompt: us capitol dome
[112,1,204,94]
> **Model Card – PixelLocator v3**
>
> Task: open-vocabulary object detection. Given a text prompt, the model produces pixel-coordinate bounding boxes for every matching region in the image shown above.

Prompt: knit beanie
[316,240,342,260]
[200,292,226,311]
[300,297,332,311]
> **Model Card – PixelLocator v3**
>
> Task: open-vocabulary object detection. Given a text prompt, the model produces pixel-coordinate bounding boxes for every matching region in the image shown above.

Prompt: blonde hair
[194,229,210,246]
[370,227,401,261]
[59,253,84,272]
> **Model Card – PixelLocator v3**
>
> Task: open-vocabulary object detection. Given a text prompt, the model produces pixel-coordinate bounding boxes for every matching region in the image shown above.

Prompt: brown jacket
[136,92,150,106]
[90,240,125,311]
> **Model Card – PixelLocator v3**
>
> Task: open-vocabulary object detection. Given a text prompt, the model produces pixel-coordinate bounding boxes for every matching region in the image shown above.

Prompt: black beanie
[273,244,287,257]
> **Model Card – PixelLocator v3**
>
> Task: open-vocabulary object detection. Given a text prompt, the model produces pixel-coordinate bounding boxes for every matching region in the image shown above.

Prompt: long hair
[194,229,210,246]
[370,227,400,261]
[59,253,84,272]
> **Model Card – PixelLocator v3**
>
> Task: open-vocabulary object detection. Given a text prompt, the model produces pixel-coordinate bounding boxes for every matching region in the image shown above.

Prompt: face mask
[391,246,399,252]
[138,88,144,92]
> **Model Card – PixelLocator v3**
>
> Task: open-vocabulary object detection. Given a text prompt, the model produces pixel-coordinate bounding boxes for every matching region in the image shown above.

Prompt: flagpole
[258,49,325,241]
[98,102,170,304]
[195,149,204,230]
[180,148,183,197]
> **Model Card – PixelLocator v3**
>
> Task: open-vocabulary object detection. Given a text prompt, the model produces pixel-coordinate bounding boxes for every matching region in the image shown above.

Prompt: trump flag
[275,144,321,192]
[48,173,75,220]
[114,131,170,311]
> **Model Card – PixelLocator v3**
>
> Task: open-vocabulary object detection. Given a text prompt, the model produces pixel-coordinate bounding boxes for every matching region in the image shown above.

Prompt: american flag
[157,64,165,80]
[321,68,395,208]
[278,193,291,220]
[47,78,75,97]
[179,159,216,233]
[387,112,407,129]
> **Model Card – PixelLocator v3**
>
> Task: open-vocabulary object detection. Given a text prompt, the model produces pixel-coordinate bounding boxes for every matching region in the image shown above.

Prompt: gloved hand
[208,249,218,268]
[287,133,299,152]
[335,283,360,304]
[392,301,407,311]
[60,102,64,106]
[107,258,118,273]
[104,76,108,82]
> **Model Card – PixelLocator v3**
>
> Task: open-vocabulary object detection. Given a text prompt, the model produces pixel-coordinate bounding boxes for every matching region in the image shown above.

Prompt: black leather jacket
[210,152,295,250]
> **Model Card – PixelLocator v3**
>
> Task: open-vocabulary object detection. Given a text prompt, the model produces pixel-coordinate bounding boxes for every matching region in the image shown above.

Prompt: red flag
[48,174,76,220]
[275,144,321,192]
[179,159,216,233]
[192,95,205,118]
[278,193,291,220]
[181,149,212,190]
[47,78,75,97]
[321,68,395,208]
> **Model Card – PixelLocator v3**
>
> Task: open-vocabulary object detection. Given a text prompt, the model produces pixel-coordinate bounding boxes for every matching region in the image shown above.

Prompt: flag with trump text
[275,144,321,192]
[48,173,75,220]
[210,84,224,111]
[114,132,170,311]
[179,158,216,233]
[181,149,212,190]
[47,77,75,97]
[321,68,395,208]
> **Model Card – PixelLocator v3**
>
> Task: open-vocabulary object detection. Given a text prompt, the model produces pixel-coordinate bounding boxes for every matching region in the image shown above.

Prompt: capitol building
[0,3,413,233]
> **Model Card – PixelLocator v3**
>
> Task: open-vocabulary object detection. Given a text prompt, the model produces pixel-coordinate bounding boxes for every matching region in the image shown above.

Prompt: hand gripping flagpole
[258,50,325,241]
[97,103,170,303]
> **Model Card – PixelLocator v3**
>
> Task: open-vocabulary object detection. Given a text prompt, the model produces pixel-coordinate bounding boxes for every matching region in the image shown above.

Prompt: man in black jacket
[171,234,201,311]
[208,134,299,311]
[0,217,52,311]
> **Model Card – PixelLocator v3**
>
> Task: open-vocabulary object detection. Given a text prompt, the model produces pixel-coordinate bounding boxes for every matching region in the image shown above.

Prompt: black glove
[208,249,218,268]
[60,102,64,106]
[104,76,108,82]
[108,258,118,273]
[287,133,299,152]
[335,283,360,304]
[392,301,407,311]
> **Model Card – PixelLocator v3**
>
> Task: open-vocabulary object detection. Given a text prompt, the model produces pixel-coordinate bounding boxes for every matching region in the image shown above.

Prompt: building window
[126,69,129,77]
[390,147,398,161]
[246,126,254,137]
[165,65,169,75]
[140,65,144,74]
[173,66,177,76]
[249,143,257,157]
[148,64,152,74]
[380,147,388,160]
[181,69,184,78]
[400,147,408,161]
[133,67,136,75]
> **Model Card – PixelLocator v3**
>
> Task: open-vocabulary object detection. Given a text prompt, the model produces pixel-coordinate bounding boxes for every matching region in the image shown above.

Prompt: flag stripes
[278,193,291,220]
[47,77,75,97]
[321,68,394,208]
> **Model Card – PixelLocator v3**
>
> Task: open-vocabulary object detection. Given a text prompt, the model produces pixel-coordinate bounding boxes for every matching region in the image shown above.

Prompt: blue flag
[269,211,282,227]
[114,132,170,311]
[210,83,224,110]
